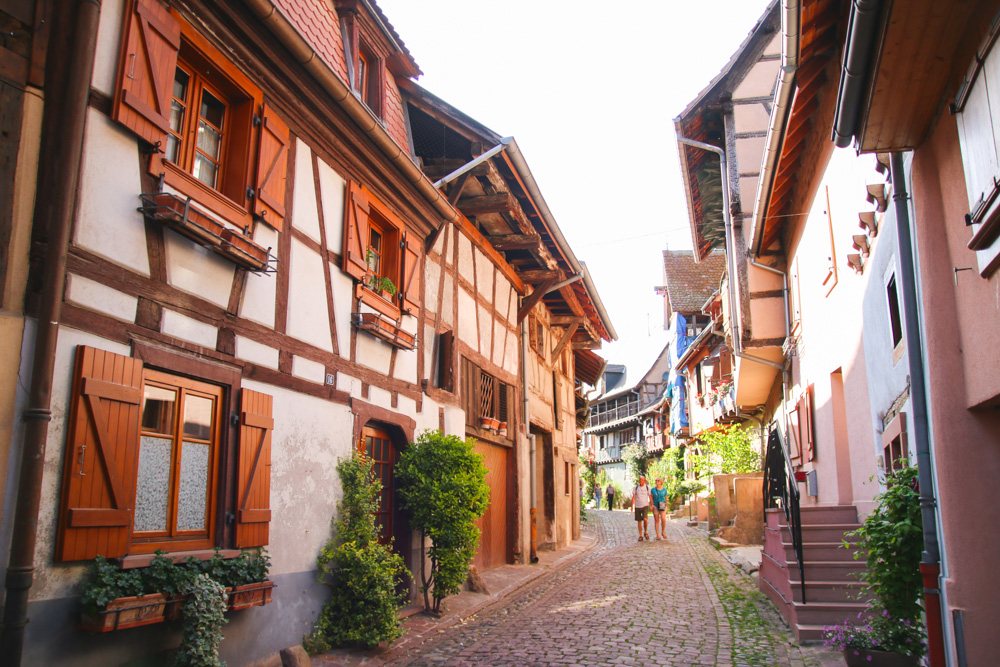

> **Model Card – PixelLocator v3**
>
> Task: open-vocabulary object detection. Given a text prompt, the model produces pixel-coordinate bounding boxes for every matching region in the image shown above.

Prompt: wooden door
[360,426,394,544]
[473,441,509,571]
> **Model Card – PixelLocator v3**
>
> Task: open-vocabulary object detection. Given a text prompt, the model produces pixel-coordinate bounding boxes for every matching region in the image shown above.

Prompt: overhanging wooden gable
[854,0,989,153]
[757,0,842,254]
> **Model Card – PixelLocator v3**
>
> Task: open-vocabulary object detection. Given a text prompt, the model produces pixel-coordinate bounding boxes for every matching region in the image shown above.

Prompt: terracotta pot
[228,580,274,611]
[843,648,919,667]
[79,593,167,632]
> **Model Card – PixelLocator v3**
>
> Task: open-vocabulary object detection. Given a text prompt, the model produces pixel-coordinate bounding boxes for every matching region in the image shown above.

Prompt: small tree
[305,451,409,652]
[689,424,760,478]
[396,431,489,613]
[645,447,685,503]
[621,442,649,486]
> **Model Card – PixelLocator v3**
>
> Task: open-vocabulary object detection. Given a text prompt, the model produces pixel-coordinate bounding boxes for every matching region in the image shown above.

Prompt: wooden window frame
[462,357,513,443]
[882,412,908,472]
[131,369,223,554]
[885,271,906,364]
[148,19,262,231]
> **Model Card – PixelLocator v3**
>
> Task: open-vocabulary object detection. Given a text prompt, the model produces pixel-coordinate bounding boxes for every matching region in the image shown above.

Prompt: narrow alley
[320,510,841,667]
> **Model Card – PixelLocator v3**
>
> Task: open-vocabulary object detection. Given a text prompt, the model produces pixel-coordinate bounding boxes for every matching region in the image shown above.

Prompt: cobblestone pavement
[384,510,837,667]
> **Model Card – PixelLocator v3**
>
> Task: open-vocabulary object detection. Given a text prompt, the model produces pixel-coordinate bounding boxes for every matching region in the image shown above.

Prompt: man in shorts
[632,476,652,541]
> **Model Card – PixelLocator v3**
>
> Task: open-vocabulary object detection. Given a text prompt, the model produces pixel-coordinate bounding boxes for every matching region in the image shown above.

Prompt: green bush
[688,424,761,478]
[305,451,409,652]
[80,556,145,614]
[172,574,228,667]
[396,430,489,613]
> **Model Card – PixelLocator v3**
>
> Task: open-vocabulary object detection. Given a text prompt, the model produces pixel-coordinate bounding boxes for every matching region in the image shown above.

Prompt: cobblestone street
[373,510,838,667]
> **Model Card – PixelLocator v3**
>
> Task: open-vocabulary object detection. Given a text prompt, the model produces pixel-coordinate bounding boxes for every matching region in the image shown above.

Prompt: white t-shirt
[633,484,651,509]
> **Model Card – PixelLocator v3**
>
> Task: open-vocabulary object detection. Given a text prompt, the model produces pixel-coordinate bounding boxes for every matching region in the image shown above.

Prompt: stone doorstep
[313,527,599,666]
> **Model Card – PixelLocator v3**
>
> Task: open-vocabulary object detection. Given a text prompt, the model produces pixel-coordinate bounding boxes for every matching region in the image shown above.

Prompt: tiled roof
[662,249,726,315]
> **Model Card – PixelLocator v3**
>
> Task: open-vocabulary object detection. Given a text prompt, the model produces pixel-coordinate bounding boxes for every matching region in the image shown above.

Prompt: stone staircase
[759,505,869,642]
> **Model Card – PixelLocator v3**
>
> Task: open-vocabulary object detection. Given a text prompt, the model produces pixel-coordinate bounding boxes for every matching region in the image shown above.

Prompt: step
[801,560,866,582]
[793,600,868,627]
[783,541,863,562]
[795,624,829,643]
[781,523,863,543]
[768,505,860,526]
[789,580,867,604]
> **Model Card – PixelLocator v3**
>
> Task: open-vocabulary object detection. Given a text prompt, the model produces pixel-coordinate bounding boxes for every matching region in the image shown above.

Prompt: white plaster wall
[394,317,418,384]
[241,379,353,575]
[477,303,491,356]
[161,309,217,348]
[336,372,361,397]
[331,261,353,358]
[733,59,780,98]
[292,356,326,384]
[475,250,492,298]
[75,110,150,276]
[422,323,436,383]
[425,258,441,315]
[441,273,454,326]
[33,328,132,600]
[457,234,473,280]
[504,328,519,376]
[235,336,279,369]
[366,385,392,410]
[354,329,392,375]
[291,139,321,244]
[316,159,345,252]
[736,137,767,176]
[91,0,124,96]
[496,281,513,325]
[734,102,770,131]
[287,239,332,352]
[240,225,279,328]
[492,320,508,366]
[65,274,137,322]
[457,289,478,348]
[164,228,236,309]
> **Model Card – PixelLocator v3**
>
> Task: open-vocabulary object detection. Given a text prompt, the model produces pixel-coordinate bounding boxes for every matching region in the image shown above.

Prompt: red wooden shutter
[254,104,290,231]
[112,0,181,146]
[236,388,273,548]
[803,385,816,461]
[56,347,143,561]
[401,232,422,314]
[342,180,370,280]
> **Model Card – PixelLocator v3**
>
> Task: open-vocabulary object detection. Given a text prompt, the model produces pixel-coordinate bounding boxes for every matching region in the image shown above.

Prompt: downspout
[889,152,946,667]
[751,0,801,255]
[0,0,102,663]
[243,0,460,224]
[831,0,885,148]
[522,319,538,563]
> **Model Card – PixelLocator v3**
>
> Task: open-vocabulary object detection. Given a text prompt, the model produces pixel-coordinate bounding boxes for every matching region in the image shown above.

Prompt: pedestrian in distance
[606,482,615,511]
[595,483,602,508]
[632,476,652,541]
[650,477,669,540]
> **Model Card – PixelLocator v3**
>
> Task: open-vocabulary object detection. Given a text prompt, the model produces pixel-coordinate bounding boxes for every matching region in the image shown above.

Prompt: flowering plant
[823,607,926,657]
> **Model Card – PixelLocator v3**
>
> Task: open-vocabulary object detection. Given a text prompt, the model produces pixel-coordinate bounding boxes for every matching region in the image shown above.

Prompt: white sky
[378,0,773,383]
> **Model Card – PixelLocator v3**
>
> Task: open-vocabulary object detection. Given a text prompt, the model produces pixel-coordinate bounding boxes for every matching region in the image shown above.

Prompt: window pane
[173,68,189,100]
[196,120,222,160]
[183,394,214,440]
[365,436,374,459]
[134,435,172,532]
[142,385,177,434]
[373,438,382,461]
[177,441,210,531]
[199,89,225,132]
[165,134,180,163]
[193,153,219,188]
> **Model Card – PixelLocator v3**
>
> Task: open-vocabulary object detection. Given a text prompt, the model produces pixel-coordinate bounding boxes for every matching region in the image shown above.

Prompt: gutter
[750,0,801,256]
[0,1,102,663]
[243,0,459,224]
[889,153,946,667]
[831,0,885,148]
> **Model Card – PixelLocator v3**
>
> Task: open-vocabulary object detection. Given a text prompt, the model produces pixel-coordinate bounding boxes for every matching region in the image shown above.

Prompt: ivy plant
[396,430,489,613]
[304,451,409,652]
[172,574,228,667]
[80,556,146,614]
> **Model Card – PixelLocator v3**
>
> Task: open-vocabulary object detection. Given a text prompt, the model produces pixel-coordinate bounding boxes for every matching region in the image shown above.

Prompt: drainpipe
[0,1,102,663]
[751,0,801,255]
[522,316,538,563]
[831,0,885,148]
[889,152,945,667]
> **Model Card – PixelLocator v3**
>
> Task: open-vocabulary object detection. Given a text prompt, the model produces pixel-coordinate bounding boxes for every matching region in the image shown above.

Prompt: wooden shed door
[473,441,509,571]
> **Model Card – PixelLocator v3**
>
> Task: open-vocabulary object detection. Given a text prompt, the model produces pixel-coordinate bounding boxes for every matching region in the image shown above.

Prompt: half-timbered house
[0,1,613,664]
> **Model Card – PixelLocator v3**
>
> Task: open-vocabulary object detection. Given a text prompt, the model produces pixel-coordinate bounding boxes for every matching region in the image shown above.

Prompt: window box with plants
[79,557,167,632]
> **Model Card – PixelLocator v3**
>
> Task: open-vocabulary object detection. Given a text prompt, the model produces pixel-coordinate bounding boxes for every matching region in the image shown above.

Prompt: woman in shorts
[650,477,669,540]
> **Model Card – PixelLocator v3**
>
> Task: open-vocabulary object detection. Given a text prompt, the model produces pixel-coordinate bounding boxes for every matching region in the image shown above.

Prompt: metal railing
[588,402,640,427]
[763,425,806,603]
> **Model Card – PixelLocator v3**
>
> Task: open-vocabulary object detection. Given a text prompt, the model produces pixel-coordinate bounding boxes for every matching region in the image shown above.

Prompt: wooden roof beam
[457,192,517,216]
[518,269,561,284]
[488,233,542,250]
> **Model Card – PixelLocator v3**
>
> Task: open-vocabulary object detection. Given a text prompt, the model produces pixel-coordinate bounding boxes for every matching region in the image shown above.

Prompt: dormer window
[354,41,383,118]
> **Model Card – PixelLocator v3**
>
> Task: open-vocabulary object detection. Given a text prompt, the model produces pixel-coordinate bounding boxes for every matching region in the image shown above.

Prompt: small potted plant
[225,550,274,611]
[823,608,924,666]
[144,550,196,621]
[79,556,167,632]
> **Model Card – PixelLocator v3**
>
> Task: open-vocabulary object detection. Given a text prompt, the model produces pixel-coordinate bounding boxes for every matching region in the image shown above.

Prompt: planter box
[139,193,225,246]
[228,580,274,611]
[79,593,167,632]
[354,312,416,350]
[220,228,270,271]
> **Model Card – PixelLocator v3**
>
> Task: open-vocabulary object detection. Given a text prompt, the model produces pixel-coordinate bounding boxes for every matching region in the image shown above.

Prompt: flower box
[228,580,274,611]
[219,228,271,271]
[353,312,416,350]
[139,192,225,246]
[79,593,167,632]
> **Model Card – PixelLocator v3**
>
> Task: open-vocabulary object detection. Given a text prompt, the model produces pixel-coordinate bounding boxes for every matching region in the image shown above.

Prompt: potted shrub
[79,556,166,632]
[225,550,274,611]
[824,464,926,664]
[144,550,196,621]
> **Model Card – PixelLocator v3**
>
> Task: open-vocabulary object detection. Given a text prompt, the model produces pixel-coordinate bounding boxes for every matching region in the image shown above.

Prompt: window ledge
[353,312,415,350]
[356,284,401,320]
[157,159,250,228]
[119,548,240,569]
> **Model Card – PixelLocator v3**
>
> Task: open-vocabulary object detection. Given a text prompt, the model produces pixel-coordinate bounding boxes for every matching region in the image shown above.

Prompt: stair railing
[763,425,806,604]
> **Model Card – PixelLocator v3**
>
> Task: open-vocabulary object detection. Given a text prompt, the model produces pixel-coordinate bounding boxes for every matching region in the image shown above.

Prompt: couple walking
[632,476,669,541]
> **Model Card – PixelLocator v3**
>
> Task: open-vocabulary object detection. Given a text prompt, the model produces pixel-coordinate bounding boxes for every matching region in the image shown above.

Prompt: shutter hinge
[230,412,240,427]
[246,186,255,201]
[226,511,236,526]
[252,113,262,128]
